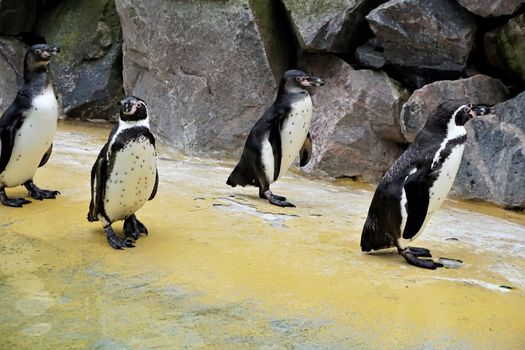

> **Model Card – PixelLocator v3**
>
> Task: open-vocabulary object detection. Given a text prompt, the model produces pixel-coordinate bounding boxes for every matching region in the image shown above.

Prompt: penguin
[0,44,61,207]
[87,96,158,249]
[360,102,492,269]
[227,70,324,207]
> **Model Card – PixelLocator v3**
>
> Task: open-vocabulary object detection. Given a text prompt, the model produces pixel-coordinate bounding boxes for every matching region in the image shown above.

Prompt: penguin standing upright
[227,70,324,207]
[87,96,158,249]
[0,44,61,207]
[360,102,492,269]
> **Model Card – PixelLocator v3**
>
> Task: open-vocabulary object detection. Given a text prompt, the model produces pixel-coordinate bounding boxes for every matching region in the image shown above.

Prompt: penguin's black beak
[49,45,61,56]
[301,76,325,87]
[469,105,493,117]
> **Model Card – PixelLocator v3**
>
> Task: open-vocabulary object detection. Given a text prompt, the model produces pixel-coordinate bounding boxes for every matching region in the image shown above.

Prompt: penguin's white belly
[399,144,465,248]
[0,87,58,187]
[104,137,156,222]
[276,96,312,181]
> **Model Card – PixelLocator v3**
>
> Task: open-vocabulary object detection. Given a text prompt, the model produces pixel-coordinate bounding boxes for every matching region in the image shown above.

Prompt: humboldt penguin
[361,102,492,269]
[0,44,61,207]
[87,96,158,249]
[227,70,324,207]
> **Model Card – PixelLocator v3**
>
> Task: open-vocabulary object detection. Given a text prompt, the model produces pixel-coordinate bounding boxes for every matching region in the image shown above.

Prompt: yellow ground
[1,122,524,349]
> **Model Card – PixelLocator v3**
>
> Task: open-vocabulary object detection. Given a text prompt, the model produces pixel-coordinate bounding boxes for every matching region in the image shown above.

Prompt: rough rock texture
[300,54,406,181]
[116,0,277,155]
[367,0,477,87]
[484,13,525,84]
[452,92,525,209]
[456,0,525,18]
[0,38,26,114]
[34,0,123,120]
[400,75,509,142]
[355,40,387,69]
[0,0,37,34]
[282,0,385,53]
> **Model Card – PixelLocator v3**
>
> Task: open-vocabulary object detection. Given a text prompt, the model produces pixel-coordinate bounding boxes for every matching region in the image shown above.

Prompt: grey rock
[401,75,509,142]
[300,54,405,182]
[0,38,26,115]
[456,0,525,18]
[484,13,525,84]
[34,0,124,120]
[452,92,525,209]
[282,0,386,53]
[116,0,277,155]
[367,0,476,86]
[0,0,37,34]
[355,41,387,69]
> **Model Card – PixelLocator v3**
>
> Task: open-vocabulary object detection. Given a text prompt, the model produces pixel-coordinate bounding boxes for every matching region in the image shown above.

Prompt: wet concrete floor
[1,122,524,349]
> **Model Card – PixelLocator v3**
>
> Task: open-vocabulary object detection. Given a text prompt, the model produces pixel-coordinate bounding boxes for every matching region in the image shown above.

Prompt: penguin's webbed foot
[104,225,135,249]
[260,189,295,207]
[123,214,148,241]
[399,247,442,270]
[24,181,60,200]
[0,194,32,207]
[408,246,432,258]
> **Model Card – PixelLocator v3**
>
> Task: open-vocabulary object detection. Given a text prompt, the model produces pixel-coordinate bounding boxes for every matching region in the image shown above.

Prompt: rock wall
[0,0,524,208]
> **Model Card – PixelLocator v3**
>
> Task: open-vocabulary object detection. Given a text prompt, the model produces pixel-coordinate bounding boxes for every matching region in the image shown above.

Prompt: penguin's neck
[275,88,308,105]
[118,117,150,131]
[24,67,50,88]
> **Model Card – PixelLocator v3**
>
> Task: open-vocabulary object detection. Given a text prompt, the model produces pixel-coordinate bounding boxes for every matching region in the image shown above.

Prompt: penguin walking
[0,44,61,207]
[87,96,158,249]
[360,102,492,269]
[227,70,324,207]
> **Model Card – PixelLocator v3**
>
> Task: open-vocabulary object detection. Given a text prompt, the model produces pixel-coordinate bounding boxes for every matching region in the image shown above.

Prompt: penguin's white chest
[0,86,58,187]
[104,137,157,222]
[276,95,312,180]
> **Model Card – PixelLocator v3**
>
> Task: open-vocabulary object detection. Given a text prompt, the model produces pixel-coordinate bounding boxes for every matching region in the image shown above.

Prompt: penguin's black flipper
[299,132,312,167]
[402,166,431,240]
[0,91,30,173]
[149,169,158,201]
[39,144,53,167]
[87,144,108,222]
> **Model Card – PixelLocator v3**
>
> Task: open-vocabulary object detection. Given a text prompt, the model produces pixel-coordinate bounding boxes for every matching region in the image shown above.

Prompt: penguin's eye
[34,49,42,55]
[295,76,304,82]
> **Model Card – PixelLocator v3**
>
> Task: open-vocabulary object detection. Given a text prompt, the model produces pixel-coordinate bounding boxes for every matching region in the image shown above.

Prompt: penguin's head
[280,70,325,94]
[25,44,60,69]
[453,104,493,126]
[119,96,148,121]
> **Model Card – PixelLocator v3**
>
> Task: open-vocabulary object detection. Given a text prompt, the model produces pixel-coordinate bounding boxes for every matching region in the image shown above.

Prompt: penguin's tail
[360,217,395,252]
[226,163,253,188]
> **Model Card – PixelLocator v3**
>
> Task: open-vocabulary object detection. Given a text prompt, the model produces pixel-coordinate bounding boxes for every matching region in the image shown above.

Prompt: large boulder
[0,0,37,34]
[0,38,26,115]
[34,0,124,120]
[282,0,386,53]
[484,13,525,84]
[452,92,525,209]
[400,75,509,142]
[116,0,278,155]
[456,0,525,18]
[367,0,477,87]
[300,54,406,182]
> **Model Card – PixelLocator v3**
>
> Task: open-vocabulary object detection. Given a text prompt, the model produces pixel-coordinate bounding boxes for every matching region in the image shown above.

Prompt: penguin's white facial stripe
[431,110,467,169]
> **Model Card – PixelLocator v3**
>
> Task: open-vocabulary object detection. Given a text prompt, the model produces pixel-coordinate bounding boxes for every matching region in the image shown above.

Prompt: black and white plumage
[87,96,158,249]
[0,44,61,207]
[361,102,492,269]
[227,70,324,207]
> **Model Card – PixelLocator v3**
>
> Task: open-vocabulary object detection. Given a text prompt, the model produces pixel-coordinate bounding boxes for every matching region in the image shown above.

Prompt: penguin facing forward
[87,96,158,249]
[361,102,492,269]
[0,44,61,207]
[227,70,324,207]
